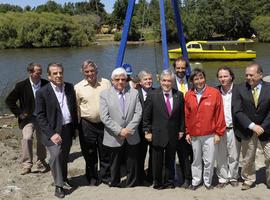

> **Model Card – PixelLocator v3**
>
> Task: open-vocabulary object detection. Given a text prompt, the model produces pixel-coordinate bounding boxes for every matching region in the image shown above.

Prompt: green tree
[0,4,23,13]
[251,16,270,42]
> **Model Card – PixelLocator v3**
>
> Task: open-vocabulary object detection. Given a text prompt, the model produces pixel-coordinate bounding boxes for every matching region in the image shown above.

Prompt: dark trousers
[47,123,72,187]
[138,137,152,183]
[109,142,139,187]
[176,137,193,182]
[79,118,110,183]
[152,144,176,186]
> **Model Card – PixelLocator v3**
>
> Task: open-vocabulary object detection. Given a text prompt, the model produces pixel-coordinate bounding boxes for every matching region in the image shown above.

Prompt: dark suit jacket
[5,78,48,128]
[216,84,240,141]
[233,81,270,141]
[143,88,185,147]
[137,87,155,138]
[36,82,78,146]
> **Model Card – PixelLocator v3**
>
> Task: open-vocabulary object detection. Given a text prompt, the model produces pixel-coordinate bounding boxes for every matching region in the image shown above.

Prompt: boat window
[192,44,201,49]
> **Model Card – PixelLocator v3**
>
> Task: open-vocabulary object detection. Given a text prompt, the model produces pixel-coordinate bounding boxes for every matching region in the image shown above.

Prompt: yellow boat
[168,38,256,60]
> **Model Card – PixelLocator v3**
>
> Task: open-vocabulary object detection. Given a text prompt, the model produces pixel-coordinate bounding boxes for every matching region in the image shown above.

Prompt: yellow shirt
[75,78,111,123]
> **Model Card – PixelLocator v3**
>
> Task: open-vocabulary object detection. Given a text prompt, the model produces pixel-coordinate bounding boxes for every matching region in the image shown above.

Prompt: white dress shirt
[50,82,72,125]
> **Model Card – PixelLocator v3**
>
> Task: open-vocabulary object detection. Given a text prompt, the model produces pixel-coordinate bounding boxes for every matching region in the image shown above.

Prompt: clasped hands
[119,128,132,139]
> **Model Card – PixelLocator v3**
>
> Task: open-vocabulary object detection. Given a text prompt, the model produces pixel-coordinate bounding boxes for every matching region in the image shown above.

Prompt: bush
[114,32,121,41]
[251,16,270,42]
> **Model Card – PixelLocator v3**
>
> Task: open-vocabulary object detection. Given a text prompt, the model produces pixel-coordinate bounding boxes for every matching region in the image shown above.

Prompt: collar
[194,85,206,95]
[163,90,172,97]
[176,76,187,84]
[29,78,41,87]
[220,83,233,95]
[50,82,65,92]
[82,78,99,87]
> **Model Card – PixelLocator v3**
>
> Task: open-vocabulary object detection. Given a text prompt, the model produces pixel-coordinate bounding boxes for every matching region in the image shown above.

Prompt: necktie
[180,80,186,96]
[119,92,125,114]
[252,87,259,107]
[165,93,172,116]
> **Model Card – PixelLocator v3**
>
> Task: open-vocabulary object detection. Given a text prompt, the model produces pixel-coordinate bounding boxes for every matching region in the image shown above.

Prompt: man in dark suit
[172,57,193,188]
[36,63,78,198]
[234,63,270,190]
[137,70,154,185]
[143,69,185,189]
[5,63,49,175]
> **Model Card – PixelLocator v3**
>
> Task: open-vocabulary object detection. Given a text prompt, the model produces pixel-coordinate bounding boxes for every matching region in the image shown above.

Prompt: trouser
[216,128,240,183]
[21,117,47,169]
[47,124,72,187]
[109,142,139,187]
[152,144,176,186]
[176,137,193,183]
[241,133,270,187]
[191,135,215,187]
[138,136,152,183]
[79,118,111,182]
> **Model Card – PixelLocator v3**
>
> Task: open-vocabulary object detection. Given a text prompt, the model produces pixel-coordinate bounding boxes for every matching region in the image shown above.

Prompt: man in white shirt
[216,66,240,188]
[36,63,78,198]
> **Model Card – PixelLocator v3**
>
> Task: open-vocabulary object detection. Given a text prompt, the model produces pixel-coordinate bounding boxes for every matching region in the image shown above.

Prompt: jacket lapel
[257,82,266,108]
[158,89,169,117]
[47,84,61,111]
[171,89,179,116]
[124,88,131,117]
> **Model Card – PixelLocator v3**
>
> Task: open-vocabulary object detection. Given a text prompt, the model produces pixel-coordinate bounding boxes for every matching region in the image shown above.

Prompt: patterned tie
[180,80,186,96]
[165,93,172,116]
[252,86,259,107]
[119,92,125,114]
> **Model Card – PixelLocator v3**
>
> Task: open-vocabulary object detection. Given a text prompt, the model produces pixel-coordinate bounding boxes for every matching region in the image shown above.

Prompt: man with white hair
[99,67,142,187]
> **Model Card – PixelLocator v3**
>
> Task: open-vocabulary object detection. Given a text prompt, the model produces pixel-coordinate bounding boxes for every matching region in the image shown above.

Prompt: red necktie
[165,93,172,115]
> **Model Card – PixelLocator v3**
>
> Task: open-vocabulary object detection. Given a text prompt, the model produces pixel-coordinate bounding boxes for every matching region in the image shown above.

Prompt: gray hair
[81,59,98,72]
[160,69,175,81]
[111,67,127,79]
[137,70,152,81]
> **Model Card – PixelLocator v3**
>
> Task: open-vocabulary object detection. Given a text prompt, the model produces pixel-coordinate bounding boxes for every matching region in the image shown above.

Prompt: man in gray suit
[100,67,142,187]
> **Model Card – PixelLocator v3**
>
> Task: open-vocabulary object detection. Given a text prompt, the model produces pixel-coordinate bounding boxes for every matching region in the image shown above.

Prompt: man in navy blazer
[5,63,49,175]
[143,69,185,189]
[234,63,270,190]
[36,63,78,198]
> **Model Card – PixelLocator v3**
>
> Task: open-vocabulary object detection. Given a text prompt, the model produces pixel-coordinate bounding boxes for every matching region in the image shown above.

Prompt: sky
[0,0,115,13]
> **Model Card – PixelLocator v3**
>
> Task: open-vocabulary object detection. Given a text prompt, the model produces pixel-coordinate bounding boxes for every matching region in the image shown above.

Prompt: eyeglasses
[114,78,126,82]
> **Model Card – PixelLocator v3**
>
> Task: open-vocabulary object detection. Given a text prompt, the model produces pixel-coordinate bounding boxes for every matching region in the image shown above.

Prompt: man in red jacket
[185,68,226,190]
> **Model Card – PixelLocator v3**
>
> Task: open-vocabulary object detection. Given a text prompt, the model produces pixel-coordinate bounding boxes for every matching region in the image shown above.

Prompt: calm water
[0,42,270,112]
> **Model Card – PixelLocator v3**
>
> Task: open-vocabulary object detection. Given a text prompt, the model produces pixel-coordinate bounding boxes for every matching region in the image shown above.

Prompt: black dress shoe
[153,184,164,190]
[182,180,191,189]
[163,182,175,189]
[55,186,65,198]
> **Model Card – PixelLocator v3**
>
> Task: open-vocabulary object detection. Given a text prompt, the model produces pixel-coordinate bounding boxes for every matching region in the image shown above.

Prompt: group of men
[5,59,270,198]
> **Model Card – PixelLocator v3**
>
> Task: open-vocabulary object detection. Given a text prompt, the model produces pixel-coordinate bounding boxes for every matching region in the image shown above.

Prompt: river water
[0,42,269,112]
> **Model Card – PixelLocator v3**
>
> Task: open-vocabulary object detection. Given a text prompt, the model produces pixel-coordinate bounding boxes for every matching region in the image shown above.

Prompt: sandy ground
[0,116,269,200]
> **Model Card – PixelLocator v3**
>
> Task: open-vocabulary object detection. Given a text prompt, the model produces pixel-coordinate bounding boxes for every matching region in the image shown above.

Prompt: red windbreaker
[185,85,226,137]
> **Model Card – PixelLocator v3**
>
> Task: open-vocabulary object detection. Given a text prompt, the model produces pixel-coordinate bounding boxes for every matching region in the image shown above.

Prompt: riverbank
[0,115,269,200]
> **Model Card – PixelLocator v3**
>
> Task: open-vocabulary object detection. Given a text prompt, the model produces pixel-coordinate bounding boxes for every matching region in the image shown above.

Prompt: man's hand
[120,128,132,138]
[178,132,184,140]
[145,132,152,142]
[214,134,221,144]
[50,133,62,145]
[252,124,264,136]
[185,134,191,144]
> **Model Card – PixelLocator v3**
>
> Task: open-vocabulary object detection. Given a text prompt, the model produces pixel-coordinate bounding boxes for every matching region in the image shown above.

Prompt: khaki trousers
[241,133,270,187]
[21,117,46,169]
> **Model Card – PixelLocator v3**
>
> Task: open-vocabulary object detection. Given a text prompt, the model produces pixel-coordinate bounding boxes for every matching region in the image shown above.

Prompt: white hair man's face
[112,74,127,91]
[140,74,153,89]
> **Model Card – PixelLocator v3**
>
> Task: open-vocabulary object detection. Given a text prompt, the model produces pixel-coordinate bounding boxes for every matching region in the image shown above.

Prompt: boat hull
[168,49,256,60]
